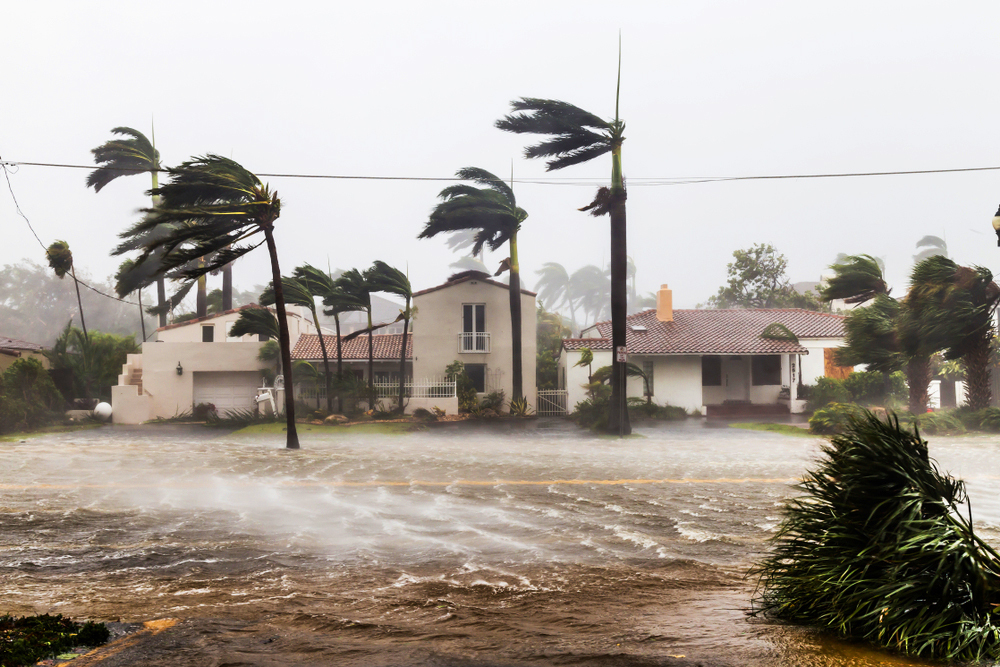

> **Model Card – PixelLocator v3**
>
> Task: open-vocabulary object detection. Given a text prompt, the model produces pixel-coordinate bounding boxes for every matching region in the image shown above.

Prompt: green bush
[808,402,864,434]
[753,411,1000,662]
[0,358,65,434]
[445,360,478,413]
[508,396,534,417]
[572,394,610,431]
[479,390,506,412]
[842,370,907,407]
[976,407,1000,432]
[806,377,851,412]
[412,408,437,422]
[0,614,109,666]
[909,411,966,435]
[626,397,687,420]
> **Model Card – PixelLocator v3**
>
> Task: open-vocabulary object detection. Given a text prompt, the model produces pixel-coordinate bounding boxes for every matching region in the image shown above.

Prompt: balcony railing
[458,331,491,353]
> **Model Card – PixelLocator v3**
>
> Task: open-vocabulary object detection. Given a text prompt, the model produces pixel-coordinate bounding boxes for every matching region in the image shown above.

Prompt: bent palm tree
[118,155,300,449]
[497,83,629,434]
[88,126,172,327]
[906,256,1000,410]
[115,258,147,341]
[535,262,578,335]
[366,261,413,412]
[46,240,88,341]
[819,254,890,305]
[419,166,528,402]
[335,268,375,406]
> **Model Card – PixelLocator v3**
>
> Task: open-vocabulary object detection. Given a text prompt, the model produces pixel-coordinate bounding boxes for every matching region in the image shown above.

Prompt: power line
[3,159,1000,186]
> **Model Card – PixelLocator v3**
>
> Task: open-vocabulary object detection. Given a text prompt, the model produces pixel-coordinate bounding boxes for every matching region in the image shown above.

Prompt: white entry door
[192,371,260,415]
[723,357,748,401]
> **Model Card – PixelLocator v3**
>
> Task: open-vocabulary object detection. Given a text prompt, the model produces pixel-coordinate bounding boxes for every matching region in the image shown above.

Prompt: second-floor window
[202,325,215,343]
[460,304,489,352]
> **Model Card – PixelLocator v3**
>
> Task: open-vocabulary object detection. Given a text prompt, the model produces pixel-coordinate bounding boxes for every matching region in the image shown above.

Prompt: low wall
[112,384,152,424]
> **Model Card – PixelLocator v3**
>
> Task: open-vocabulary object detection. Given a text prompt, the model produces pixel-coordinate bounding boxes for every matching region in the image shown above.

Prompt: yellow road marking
[55,618,178,666]
[0,477,800,490]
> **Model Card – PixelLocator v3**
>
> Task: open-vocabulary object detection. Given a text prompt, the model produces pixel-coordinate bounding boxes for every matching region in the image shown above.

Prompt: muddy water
[2,420,997,666]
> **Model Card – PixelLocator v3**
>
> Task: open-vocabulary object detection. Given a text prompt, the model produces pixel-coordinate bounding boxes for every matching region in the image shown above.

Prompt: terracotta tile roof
[292,333,412,361]
[412,271,536,298]
[156,305,261,332]
[568,308,845,355]
[0,336,44,352]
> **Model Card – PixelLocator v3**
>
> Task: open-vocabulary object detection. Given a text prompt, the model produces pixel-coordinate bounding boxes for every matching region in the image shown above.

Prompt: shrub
[977,407,1000,432]
[0,358,65,434]
[806,377,851,412]
[445,360,478,413]
[909,411,965,435]
[479,390,506,412]
[626,397,686,420]
[508,396,533,417]
[572,394,610,431]
[753,411,1000,662]
[192,402,217,421]
[412,408,437,422]
[808,402,864,434]
[0,614,109,666]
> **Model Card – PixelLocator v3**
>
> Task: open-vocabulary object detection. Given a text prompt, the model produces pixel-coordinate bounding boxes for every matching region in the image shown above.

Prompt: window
[258,333,269,342]
[702,356,721,386]
[461,304,488,352]
[201,325,214,343]
[752,355,782,386]
[642,360,654,396]
[465,363,486,393]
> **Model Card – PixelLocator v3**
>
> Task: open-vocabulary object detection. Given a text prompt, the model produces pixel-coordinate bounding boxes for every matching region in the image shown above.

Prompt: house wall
[114,341,268,422]
[559,348,612,412]
[799,337,845,384]
[155,306,314,343]
[412,280,536,409]
[627,355,703,413]
[0,350,49,374]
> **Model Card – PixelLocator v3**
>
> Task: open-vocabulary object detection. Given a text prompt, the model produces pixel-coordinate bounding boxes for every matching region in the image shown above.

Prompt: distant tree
[46,241,88,341]
[706,244,823,310]
[819,254,890,305]
[536,304,571,390]
[573,264,611,328]
[0,357,65,433]
[535,262,579,335]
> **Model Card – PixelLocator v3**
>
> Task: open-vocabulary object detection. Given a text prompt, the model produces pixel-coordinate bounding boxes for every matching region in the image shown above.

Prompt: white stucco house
[558,285,848,415]
[112,305,316,423]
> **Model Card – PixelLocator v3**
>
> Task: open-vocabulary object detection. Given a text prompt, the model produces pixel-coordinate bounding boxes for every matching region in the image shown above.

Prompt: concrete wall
[155,306,315,343]
[799,337,845,384]
[412,280,536,410]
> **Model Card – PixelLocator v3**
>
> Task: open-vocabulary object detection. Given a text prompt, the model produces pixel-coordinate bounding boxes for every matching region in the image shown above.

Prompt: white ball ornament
[93,402,113,422]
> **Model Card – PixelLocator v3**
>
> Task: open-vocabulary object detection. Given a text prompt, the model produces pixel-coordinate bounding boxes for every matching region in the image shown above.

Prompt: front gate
[536,389,569,416]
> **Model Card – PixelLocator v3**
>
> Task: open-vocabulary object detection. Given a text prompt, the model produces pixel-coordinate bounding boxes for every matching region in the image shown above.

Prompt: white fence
[297,378,456,401]
[458,332,491,353]
[537,389,569,416]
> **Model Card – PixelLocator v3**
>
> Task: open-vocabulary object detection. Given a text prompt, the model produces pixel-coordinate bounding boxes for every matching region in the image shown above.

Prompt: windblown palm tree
[366,261,413,413]
[819,254,890,305]
[572,264,611,330]
[46,240,87,341]
[914,235,948,263]
[496,80,630,434]
[115,258,147,342]
[321,279,367,412]
[535,262,578,334]
[335,268,375,406]
[419,166,528,402]
[261,275,334,414]
[117,155,300,449]
[905,256,1000,410]
[88,126,173,327]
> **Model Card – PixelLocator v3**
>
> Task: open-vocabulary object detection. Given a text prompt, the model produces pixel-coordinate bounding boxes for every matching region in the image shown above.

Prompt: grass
[232,421,418,436]
[0,422,104,442]
[729,422,818,437]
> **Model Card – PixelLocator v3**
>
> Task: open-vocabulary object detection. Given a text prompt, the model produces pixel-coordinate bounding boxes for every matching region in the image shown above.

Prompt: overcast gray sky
[4,1,1000,310]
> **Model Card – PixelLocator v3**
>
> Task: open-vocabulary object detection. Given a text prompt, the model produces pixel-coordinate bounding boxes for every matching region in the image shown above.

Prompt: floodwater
[2,419,998,667]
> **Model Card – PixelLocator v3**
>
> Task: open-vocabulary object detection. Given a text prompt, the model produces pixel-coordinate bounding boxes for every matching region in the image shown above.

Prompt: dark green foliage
[412,408,437,422]
[808,402,864,434]
[819,254,889,305]
[0,358,65,433]
[705,244,826,310]
[571,394,610,431]
[806,377,851,412]
[445,361,478,413]
[44,324,138,402]
[508,396,533,417]
[479,390,506,412]
[536,304,570,390]
[87,126,159,193]
[0,614,109,666]
[754,411,1000,662]
[193,402,216,421]
[495,97,614,171]
[626,397,687,420]
[806,371,905,412]
[759,322,798,342]
[907,410,966,435]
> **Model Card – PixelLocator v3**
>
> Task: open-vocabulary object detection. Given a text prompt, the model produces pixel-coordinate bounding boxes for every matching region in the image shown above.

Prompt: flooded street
[2,419,998,666]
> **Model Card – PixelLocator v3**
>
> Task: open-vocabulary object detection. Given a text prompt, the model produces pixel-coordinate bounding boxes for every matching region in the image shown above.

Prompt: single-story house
[0,336,49,373]
[558,284,848,415]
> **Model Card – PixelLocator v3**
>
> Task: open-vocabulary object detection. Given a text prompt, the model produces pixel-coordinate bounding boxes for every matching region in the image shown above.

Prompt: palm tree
[914,235,948,263]
[118,155,299,449]
[572,264,610,330]
[320,279,367,413]
[819,254,890,305]
[496,82,630,434]
[260,275,334,414]
[535,262,578,334]
[366,261,412,412]
[88,126,171,327]
[115,258,147,342]
[906,256,1000,410]
[419,166,528,402]
[335,268,375,406]
[45,240,87,341]
[292,264,342,413]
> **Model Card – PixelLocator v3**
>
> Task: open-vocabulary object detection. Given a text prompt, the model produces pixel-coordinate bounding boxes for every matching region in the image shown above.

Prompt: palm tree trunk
[138,289,147,342]
[367,309,374,409]
[196,272,207,318]
[263,227,299,449]
[223,264,233,311]
[311,306,333,415]
[907,355,930,415]
[70,265,88,342]
[962,333,993,410]
[606,144,631,436]
[335,314,343,414]
[509,231,523,403]
[399,302,409,413]
[151,170,168,328]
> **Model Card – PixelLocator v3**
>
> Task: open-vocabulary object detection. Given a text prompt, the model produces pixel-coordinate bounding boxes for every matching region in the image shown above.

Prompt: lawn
[0,423,104,442]
[729,422,819,437]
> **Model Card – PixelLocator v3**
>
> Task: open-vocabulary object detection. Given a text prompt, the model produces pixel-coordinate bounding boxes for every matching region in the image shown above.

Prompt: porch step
[130,369,143,394]
[705,402,790,418]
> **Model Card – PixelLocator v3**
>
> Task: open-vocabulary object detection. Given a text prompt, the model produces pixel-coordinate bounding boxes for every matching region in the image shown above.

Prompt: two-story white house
[558,284,847,416]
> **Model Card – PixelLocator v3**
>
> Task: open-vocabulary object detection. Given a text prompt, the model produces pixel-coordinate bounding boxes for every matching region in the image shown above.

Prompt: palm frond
[45,241,73,278]
[496,98,615,172]
[228,306,279,339]
[820,254,890,305]
[87,126,160,192]
[366,261,411,300]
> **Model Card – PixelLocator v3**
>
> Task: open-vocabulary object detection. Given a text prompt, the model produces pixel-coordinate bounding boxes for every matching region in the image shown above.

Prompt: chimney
[656,284,673,322]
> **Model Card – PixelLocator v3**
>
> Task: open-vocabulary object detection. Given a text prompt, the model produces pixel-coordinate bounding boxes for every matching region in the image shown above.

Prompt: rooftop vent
[630,325,647,332]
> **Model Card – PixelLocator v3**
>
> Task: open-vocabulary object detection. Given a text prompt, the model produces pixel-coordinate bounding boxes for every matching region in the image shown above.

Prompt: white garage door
[192,371,261,415]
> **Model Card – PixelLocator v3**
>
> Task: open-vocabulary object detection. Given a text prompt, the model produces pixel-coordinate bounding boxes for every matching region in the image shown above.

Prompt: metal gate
[536,389,569,416]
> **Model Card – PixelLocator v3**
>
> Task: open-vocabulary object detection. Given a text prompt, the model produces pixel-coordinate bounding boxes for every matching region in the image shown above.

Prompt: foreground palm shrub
[753,411,1000,662]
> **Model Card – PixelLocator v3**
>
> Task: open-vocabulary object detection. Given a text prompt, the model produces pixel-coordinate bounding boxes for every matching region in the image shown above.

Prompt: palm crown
[87,126,161,193]
[419,167,526,253]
